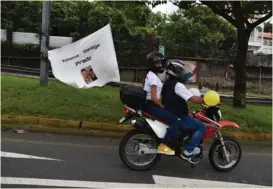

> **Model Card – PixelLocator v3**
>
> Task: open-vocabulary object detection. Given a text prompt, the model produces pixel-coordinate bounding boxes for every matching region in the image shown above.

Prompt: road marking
[153,175,270,188]
[2,138,272,157]
[2,138,118,150]
[0,176,270,188]
[1,151,63,161]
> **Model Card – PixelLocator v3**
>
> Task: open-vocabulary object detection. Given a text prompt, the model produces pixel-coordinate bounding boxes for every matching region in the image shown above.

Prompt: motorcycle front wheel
[209,136,242,172]
[119,129,161,171]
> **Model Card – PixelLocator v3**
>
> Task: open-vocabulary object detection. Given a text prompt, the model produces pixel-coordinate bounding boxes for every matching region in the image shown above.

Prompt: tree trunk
[233,28,250,107]
[7,28,13,55]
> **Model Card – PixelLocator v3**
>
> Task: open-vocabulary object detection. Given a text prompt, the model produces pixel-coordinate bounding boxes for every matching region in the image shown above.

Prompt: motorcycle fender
[218,120,239,128]
[130,120,154,135]
[145,119,168,139]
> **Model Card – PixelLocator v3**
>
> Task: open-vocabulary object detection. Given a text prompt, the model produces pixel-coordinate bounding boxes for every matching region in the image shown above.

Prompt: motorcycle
[118,84,242,172]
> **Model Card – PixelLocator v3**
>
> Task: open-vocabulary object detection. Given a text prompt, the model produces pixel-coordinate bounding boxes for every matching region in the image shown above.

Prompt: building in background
[248,15,272,55]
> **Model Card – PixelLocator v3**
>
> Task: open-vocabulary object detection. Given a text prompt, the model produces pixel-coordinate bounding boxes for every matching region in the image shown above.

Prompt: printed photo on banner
[81,65,98,84]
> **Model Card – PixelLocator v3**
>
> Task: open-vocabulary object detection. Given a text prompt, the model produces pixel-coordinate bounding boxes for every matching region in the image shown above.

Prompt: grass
[1,74,122,123]
[1,74,272,132]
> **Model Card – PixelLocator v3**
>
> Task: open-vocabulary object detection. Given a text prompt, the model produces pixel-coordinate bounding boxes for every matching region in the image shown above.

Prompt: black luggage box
[120,84,147,110]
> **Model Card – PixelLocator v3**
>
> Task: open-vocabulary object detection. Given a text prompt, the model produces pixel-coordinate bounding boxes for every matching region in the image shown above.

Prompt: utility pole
[40,1,51,86]
[259,66,262,94]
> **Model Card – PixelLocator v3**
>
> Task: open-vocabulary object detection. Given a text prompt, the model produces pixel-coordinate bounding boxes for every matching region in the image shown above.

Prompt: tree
[153,1,272,107]
[264,21,272,33]
[148,6,236,58]
[1,1,153,67]
[148,12,168,33]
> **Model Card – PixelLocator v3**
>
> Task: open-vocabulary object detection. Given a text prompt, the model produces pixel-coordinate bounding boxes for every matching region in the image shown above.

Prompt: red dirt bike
[118,84,242,172]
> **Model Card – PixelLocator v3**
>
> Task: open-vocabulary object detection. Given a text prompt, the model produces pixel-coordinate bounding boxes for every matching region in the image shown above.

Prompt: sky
[150,1,179,15]
[151,2,272,24]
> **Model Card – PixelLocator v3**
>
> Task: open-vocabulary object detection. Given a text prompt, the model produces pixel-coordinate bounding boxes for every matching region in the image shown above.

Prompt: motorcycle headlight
[217,110,222,120]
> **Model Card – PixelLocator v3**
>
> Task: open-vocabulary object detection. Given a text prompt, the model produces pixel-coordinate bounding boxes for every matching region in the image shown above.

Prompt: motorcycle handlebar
[201,103,221,108]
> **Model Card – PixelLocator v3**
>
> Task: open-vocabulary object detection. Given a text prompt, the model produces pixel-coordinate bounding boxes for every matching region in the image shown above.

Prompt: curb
[1,115,272,141]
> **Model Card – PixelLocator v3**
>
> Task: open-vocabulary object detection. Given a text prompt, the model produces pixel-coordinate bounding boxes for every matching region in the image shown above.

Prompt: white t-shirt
[143,71,163,100]
[174,82,193,101]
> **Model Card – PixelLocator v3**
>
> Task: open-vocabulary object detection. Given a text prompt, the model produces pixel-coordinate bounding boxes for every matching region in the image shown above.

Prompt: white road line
[153,175,270,188]
[0,176,270,188]
[2,138,272,156]
[1,151,63,161]
[0,177,154,188]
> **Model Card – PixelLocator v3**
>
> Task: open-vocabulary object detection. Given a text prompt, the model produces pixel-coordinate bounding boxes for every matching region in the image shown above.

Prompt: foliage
[148,6,236,58]
[2,0,270,72]
[1,1,42,32]
[1,42,40,57]
[1,1,152,66]
[264,21,272,33]
[1,1,240,61]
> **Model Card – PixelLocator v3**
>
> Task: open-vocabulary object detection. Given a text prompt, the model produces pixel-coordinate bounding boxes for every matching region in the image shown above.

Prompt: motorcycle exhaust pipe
[130,119,149,132]
[130,119,144,128]
[130,119,137,126]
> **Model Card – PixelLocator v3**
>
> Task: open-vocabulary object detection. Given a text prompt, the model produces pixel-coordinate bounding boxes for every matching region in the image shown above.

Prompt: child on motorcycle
[143,52,184,156]
[161,59,206,164]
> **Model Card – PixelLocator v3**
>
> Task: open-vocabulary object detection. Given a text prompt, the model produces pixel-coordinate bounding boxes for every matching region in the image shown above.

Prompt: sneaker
[181,150,199,164]
[157,144,175,155]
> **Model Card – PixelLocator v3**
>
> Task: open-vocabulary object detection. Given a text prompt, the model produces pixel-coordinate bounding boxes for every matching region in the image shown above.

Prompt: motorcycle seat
[142,111,168,125]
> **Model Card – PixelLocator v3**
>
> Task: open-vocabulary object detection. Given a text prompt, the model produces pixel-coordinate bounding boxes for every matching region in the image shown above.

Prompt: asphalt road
[1,130,272,188]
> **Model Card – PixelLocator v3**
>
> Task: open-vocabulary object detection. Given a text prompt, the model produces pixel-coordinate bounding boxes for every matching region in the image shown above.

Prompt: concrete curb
[1,115,272,141]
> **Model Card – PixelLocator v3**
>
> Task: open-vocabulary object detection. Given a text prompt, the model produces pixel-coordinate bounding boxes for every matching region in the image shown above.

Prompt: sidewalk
[2,115,272,142]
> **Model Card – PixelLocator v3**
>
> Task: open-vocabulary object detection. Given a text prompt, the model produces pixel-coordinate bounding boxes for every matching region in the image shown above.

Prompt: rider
[143,51,184,156]
[161,59,206,164]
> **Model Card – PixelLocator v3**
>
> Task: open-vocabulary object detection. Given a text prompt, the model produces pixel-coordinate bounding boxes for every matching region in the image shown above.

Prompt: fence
[2,56,272,80]
[1,56,272,94]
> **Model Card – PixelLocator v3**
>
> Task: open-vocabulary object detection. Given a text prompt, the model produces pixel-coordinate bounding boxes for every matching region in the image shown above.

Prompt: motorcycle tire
[119,129,161,171]
[209,136,242,172]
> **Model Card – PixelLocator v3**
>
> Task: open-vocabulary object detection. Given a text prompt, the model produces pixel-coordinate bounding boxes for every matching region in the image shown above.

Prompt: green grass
[1,74,122,123]
[1,74,272,132]
[188,103,272,132]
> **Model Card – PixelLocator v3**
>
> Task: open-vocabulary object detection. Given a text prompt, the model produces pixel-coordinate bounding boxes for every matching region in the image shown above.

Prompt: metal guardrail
[1,64,272,105]
[215,95,272,105]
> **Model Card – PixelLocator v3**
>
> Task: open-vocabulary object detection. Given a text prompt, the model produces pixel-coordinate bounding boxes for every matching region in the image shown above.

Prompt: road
[1,130,272,188]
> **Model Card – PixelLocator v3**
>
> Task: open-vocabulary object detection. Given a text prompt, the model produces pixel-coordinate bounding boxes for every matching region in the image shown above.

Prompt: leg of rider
[143,102,182,155]
[180,115,206,160]
[162,119,182,144]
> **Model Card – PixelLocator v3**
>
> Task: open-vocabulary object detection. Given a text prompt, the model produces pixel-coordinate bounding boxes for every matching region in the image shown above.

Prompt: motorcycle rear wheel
[119,129,161,171]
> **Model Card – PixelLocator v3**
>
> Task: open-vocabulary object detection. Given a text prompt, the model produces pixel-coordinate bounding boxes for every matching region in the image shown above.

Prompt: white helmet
[166,59,193,82]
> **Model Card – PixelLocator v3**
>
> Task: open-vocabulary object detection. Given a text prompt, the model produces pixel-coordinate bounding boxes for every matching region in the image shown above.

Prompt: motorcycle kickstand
[190,163,195,169]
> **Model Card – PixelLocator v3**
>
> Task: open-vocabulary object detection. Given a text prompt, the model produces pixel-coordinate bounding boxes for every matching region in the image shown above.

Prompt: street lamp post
[40,1,51,86]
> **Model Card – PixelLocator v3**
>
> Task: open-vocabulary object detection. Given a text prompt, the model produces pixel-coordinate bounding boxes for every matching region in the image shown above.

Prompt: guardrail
[1,64,271,105]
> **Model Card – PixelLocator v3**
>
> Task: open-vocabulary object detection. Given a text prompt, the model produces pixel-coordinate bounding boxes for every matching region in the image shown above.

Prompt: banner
[48,24,120,88]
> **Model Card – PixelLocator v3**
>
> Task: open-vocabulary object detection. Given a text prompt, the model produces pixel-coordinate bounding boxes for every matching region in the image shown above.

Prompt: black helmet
[166,59,193,82]
[146,51,165,74]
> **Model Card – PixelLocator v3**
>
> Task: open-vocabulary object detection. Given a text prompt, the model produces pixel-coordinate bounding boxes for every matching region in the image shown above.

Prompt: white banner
[48,24,120,88]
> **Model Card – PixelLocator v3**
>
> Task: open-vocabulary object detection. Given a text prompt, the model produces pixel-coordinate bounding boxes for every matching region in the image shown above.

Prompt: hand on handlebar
[201,104,208,108]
